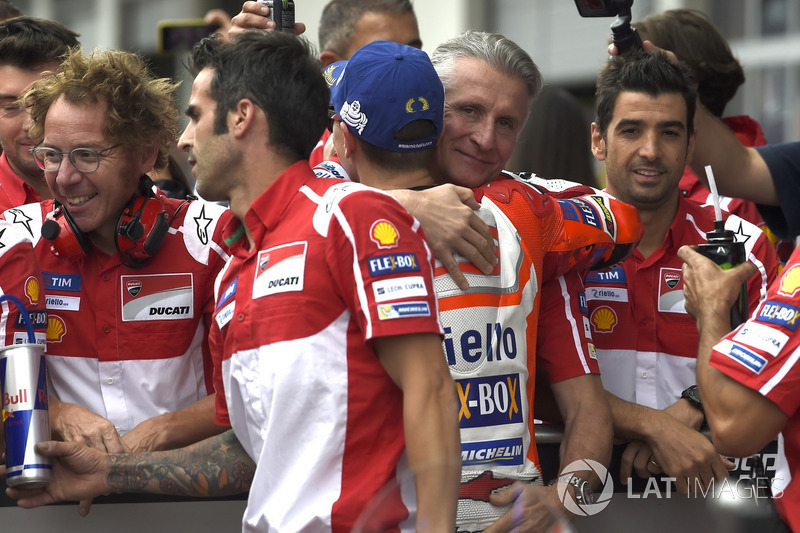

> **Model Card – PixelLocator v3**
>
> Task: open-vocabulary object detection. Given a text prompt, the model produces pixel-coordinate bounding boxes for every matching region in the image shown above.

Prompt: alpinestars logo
[555,459,614,516]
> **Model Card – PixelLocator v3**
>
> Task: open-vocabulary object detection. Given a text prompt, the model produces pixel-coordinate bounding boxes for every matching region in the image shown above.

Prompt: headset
[41,177,175,268]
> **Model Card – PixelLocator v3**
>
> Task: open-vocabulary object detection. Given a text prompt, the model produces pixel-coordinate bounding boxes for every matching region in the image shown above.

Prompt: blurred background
[12,0,800,187]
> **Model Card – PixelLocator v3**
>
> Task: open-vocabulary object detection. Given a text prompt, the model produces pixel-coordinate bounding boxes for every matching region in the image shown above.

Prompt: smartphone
[157,19,220,55]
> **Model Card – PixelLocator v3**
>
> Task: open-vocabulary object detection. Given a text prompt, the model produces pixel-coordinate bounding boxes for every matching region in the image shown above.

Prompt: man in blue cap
[325,40,444,192]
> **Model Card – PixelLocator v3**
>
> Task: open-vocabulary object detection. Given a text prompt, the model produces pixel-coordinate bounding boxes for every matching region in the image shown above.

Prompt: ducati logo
[126,280,143,297]
[665,272,681,289]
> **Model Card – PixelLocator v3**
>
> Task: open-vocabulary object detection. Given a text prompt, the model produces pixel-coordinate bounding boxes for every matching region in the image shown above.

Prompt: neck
[228,151,296,222]
[630,194,680,259]
[356,161,435,191]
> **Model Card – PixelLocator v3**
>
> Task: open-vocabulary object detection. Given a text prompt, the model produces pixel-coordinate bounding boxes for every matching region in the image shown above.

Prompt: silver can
[257,0,296,33]
[1,343,52,488]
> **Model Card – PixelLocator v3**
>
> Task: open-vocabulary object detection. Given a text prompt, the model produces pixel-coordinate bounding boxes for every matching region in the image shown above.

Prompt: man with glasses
[0,16,79,211]
[2,46,232,472]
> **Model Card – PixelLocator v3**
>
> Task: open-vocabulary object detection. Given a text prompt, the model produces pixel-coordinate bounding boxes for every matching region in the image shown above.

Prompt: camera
[574,0,643,55]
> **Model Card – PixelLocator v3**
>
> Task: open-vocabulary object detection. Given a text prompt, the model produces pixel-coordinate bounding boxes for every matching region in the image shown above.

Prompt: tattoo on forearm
[107,430,254,497]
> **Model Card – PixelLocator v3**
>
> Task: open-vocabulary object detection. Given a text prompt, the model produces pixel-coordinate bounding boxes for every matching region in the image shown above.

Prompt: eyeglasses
[327,106,339,133]
[29,144,120,173]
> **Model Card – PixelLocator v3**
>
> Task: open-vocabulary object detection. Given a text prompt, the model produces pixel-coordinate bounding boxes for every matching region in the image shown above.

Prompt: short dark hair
[635,9,743,117]
[189,32,329,162]
[0,16,79,69]
[594,51,697,140]
[318,0,415,57]
[355,120,437,171]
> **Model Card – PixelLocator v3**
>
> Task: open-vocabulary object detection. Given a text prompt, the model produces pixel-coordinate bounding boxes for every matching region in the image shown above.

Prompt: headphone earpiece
[115,191,170,268]
[42,203,92,262]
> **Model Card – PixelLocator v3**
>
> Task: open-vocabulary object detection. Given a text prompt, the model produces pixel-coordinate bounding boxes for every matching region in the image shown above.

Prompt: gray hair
[431,30,542,102]
[318,0,415,57]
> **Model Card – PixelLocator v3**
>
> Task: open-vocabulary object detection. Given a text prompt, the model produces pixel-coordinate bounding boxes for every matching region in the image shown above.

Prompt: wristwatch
[681,385,704,413]
[552,475,595,505]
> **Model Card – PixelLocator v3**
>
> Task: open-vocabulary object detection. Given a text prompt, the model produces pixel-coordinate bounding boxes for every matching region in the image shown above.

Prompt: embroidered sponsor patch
[24,276,40,306]
[372,275,428,302]
[252,242,306,300]
[461,437,524,467]
[14,310,47,330]
[46,314,67,342]
[733,322,789,357]
[715,338,767,374]
[42,272,81,292]
[45,295,80,311]
[215,301,235,330]
[658,267,686,313]
[778,265,800,298]
[756,300,800,331]
[585,267,627,285]
[121,273,194,321]
[377,301,430,319]
[217,279,237,309]
[588,342,597,359]
[367,253,420,277]
[13,331,46,345]
[370,219,399,249]
[583,315,592,338]
[455,373,523,428]
[585,286,628,303]
[578,291,588,314]
[590,306,617,333]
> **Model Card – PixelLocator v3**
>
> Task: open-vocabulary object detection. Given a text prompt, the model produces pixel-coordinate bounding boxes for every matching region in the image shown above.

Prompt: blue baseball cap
[322,61,347,89]
[329,40,444,153]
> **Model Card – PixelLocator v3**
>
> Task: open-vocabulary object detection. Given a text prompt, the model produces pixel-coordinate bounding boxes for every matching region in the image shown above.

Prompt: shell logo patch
[25,276,40,305]
[778,265,800,297]
[591,306,617,333]
[46,315,67,343]
[370,219,399,249]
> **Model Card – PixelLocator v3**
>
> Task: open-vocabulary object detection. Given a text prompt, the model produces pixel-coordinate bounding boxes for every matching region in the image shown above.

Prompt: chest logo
[253,242,307,300]
[590,306,617,333]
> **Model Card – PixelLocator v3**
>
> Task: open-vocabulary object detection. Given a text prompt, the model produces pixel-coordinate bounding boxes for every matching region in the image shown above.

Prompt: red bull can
[1,343,52,488]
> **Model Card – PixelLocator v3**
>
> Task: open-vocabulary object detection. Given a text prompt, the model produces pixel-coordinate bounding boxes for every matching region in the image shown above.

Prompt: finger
[452,185,482,210]
[293,22,307,36]
[440,254,469,291]
[631,448,653,479]
[677,244,701,263]
[243,0,269,15]
[487,483,517,507]
[646,457,662,476]
[732,261,759,284]
[712,455,735,480]
[78,498,94,517]
[35,440,81,458]
[619,444,635,483]
[101,431,128,454]
[230,13,271,33]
